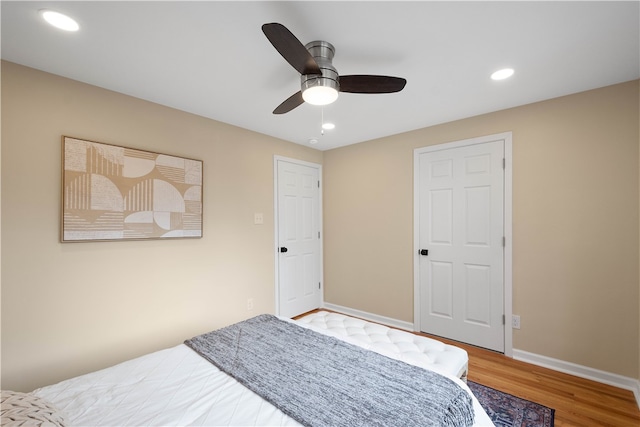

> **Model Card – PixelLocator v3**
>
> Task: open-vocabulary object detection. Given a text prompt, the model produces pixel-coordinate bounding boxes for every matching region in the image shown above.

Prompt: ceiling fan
[262,23,407,114]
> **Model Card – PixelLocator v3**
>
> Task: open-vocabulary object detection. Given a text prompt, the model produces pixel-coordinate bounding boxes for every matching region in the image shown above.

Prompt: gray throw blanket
[185,314,474,427]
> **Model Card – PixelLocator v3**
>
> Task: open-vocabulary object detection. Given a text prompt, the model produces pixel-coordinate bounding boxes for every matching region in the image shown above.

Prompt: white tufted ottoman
[295,311,469,381]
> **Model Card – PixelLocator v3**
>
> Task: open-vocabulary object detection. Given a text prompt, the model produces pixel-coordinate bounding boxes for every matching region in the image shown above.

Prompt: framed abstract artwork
[61,136,203,242]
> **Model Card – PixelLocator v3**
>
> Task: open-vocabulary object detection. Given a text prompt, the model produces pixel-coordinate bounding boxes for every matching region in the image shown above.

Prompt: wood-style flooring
[295,310,640,426]
[421,332,640,427]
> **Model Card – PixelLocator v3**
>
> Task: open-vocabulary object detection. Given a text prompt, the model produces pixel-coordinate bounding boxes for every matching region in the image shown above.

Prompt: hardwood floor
[419,333,640,427]
[295,310,640,426]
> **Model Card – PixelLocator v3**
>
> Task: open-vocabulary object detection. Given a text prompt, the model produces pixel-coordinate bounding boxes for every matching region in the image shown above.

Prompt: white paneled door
[416,138,505,352]
[275,158,322,318]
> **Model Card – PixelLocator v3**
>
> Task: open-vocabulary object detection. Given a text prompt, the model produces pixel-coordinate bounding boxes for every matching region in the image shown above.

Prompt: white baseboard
[321,303,640,410]
[513,349,640,410]
[321,303,414,331]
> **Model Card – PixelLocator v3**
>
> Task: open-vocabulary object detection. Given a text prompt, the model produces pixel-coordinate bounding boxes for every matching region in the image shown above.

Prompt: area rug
[468,381,555,427]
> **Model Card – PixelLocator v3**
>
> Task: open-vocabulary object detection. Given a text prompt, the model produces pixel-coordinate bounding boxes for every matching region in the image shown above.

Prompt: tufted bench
[295,311,468,381]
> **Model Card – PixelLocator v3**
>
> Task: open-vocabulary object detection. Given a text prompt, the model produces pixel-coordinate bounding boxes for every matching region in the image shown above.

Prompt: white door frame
[413,132,513,357]
[273,155,324,316]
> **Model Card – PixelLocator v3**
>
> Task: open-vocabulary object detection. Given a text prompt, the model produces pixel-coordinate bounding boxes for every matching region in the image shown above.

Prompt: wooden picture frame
[61,136,203,242]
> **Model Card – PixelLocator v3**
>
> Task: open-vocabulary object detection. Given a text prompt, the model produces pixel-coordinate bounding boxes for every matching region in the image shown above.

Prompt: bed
[7,311,494,426]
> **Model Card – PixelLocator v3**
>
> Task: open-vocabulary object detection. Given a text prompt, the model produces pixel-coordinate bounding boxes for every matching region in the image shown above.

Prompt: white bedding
[34,315,494,426]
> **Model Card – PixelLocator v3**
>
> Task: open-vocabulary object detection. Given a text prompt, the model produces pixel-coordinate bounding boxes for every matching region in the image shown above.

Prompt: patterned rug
[469,381,555,427]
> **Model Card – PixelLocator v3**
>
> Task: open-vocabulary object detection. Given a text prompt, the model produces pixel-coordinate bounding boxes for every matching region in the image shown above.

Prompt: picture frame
[61,136,203,242]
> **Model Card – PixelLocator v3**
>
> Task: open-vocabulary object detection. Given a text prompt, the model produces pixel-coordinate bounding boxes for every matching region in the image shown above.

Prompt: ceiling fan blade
[262,23,321,75]
[273,91,304,114]
[339,75,407,94]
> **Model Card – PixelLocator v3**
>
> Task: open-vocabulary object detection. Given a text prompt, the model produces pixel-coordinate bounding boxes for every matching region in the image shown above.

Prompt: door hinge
[317,180,320,188]
[503,158,506,169]
[502,236,506,247]
[502,315,505,325]
[318,231,321,239]
[318,282,321,290]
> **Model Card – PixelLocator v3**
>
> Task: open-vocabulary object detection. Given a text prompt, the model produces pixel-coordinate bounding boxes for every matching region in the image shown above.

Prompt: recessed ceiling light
[491,68,514,81]
[308,138,319,145]
[322,122,335,130]
[39,9,80,32]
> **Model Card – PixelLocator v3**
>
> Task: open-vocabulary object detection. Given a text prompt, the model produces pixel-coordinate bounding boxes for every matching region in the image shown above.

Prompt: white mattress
[34,315,494,426]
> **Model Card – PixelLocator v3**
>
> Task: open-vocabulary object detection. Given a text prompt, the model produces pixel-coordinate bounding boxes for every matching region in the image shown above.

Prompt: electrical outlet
[254,213,264,225]
[247,298,254,311]
[512,315,521,329]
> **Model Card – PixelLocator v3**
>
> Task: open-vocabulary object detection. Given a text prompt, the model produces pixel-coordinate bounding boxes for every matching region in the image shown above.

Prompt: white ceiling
[2,1,639,151]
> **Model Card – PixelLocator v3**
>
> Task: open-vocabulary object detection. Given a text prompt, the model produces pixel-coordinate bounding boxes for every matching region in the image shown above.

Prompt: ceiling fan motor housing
[301,40,339,94]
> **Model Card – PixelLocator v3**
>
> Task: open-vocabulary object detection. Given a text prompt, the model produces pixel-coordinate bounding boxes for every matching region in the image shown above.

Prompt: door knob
[419,249,428,256]
[280,247,288,253]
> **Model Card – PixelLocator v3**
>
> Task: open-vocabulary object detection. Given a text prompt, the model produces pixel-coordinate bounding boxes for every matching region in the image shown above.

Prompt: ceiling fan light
[301,72,339,106]
[302,86,339,106]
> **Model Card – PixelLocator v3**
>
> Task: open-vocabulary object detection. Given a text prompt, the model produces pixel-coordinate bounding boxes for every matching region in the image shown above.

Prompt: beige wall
[324,80,640,379]
[0,61,322,392]
[2,60,639,392]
